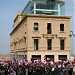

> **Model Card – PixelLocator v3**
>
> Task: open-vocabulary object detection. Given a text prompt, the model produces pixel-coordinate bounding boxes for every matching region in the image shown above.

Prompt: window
[45,55,54,61]
[47,0,55,9]
[34,39,38,50]
[60,39,64,50]
[60,24,64,31]
[58,55,67,61]
[47,23,52,34]
[31,55,41,61]
[47,39,52,50]
[34,23,38,32]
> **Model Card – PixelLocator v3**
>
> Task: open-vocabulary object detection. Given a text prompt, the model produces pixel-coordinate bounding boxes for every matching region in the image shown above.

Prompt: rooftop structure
[22,0,65,16]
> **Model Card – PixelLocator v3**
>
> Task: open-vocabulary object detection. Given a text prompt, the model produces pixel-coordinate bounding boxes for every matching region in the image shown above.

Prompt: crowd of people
[0,58,75,75]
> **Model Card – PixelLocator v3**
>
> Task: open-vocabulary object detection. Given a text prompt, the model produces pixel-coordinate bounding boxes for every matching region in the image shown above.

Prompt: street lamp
[69,31,75,38]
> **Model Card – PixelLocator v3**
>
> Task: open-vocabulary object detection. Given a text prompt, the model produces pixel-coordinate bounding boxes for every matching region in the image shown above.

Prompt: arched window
[34,23,38,32]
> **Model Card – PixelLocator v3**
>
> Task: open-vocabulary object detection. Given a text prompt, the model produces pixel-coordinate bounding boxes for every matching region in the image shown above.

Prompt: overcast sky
[0,0,74,55]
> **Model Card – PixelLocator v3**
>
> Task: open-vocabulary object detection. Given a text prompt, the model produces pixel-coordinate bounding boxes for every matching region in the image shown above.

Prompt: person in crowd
[0,57,74,75]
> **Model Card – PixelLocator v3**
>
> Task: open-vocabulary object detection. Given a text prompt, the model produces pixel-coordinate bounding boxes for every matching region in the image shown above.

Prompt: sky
[0,0,75,55]
[0,0,29,54]
[65,0,75,55]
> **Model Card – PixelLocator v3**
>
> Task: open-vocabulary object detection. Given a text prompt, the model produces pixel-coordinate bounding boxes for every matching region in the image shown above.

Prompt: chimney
[18,11,21,16]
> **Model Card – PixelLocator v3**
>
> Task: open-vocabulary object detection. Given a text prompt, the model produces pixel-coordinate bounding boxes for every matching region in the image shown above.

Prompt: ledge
[42,34,54,39]
[58,37,66,39]
[59,31,66,33]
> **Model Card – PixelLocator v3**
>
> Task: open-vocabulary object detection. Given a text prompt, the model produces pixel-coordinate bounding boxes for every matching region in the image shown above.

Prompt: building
[0,54,10,62]
[10,0,71,62]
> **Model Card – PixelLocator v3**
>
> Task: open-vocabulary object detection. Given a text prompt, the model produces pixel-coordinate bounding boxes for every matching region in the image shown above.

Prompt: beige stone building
[10,13,71,62]
[10,0,71,62]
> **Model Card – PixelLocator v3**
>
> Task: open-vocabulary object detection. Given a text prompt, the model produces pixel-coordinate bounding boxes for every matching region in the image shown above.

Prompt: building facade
[10,0,71,62]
